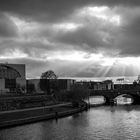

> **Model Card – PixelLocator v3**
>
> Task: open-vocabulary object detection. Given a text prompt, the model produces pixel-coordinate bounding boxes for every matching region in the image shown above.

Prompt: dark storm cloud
[113,8,140,57]
[55,25,106,51]
[1,0,140,56]
[0,0,89,22]
[0,13,17,37]
[0,37,79,60]
[0,0,140,22]
[1,0,140,78]
[117,32,140,57]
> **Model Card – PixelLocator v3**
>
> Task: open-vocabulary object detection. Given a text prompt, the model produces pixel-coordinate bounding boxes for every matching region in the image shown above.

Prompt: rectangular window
[5,79,16,89]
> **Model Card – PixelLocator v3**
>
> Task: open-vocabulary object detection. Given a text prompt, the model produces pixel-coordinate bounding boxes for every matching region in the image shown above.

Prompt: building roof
[0,64,21,79]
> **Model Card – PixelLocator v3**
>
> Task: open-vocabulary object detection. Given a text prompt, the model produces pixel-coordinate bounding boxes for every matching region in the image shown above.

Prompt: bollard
[55,112,58,120]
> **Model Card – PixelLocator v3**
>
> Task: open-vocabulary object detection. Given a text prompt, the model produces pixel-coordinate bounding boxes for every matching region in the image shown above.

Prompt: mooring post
[55,112,58,120]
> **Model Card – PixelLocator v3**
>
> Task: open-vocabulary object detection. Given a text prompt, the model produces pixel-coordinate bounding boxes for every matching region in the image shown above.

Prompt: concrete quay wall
[0,104,87,128]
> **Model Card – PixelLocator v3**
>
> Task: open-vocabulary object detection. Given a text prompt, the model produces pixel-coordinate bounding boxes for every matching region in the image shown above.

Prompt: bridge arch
[88,95,105,105]
[90,90,140,105]
[114,94,134,104]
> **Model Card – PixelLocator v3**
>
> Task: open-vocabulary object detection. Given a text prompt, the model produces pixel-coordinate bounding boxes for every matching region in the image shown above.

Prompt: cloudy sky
[1,0,140,78]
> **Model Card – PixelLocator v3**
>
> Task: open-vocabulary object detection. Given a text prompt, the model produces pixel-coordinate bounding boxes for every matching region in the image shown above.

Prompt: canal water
[1,97,140,140]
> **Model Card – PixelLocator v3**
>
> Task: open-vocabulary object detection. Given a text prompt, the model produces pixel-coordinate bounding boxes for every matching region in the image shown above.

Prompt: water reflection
[1,106,140,140]
[88,96,105,105]
[0,123,45,140]
[115,97,133,105]
[0,106,140,140]
[1,97,140,140]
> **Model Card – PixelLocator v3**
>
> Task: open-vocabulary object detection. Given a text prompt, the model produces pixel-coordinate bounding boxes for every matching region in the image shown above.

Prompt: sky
[1,0,140,78]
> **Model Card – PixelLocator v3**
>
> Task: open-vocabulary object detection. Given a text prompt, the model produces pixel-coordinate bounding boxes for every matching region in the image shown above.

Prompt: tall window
[5,79,16,89]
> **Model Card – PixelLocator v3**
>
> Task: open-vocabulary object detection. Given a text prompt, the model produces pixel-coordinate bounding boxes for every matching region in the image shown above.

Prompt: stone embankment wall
[0,104,87,128]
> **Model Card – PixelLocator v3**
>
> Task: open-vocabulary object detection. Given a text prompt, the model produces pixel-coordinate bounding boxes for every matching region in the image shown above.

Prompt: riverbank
[0,102,87,129]
[1,105,140,140]
[90,103,104,107]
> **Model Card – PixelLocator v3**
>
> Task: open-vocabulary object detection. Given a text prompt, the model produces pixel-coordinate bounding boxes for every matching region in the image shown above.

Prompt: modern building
[76,80,114,90]
[91,80,114,90]
[27,79,43,94]
[0,63,26,94]
[114,83,134,90]
[57,79,76,91]
[27,79,76,94]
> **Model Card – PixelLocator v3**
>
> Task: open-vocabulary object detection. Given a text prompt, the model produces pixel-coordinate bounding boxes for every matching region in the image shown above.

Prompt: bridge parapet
[90,89,140,105]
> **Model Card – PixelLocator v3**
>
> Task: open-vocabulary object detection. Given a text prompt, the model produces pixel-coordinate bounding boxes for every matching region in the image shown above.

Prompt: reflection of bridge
[90,90,140,105]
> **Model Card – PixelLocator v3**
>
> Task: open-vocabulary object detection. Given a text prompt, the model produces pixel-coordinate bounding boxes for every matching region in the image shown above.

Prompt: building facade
[76,80,114,90]
[91,80,114,90]
[27,79,76,94]
[0,63,26,94]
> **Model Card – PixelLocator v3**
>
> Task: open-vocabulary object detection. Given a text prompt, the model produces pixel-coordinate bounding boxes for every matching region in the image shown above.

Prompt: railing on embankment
[0,103,87,128]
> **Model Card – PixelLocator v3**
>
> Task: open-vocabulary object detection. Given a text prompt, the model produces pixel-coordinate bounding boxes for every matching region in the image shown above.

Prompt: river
[1,98,140,140]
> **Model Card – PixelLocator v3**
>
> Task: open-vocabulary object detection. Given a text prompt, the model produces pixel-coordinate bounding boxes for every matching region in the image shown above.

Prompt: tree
[68,84,90,106]
[41,70,57,79]
[40,70,58,95]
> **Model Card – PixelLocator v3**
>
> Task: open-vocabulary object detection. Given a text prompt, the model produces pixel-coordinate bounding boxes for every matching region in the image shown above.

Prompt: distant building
[76,81,91,88]
[91,80,114,90]
[27,79,43,94]
[76,80,114,90]
[114,83,134,90]
[0,63,26,94]
[57,79,76,91]
[27,79,76,94]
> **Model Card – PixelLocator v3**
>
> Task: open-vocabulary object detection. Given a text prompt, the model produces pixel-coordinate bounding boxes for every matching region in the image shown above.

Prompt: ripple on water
[1,106,140,140]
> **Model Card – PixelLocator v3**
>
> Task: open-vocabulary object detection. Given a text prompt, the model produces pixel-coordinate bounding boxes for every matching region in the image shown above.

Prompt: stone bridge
[90,90,140,105]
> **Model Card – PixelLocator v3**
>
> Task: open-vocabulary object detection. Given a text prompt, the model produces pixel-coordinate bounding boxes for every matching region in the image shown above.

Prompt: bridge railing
[90,89,140,95]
